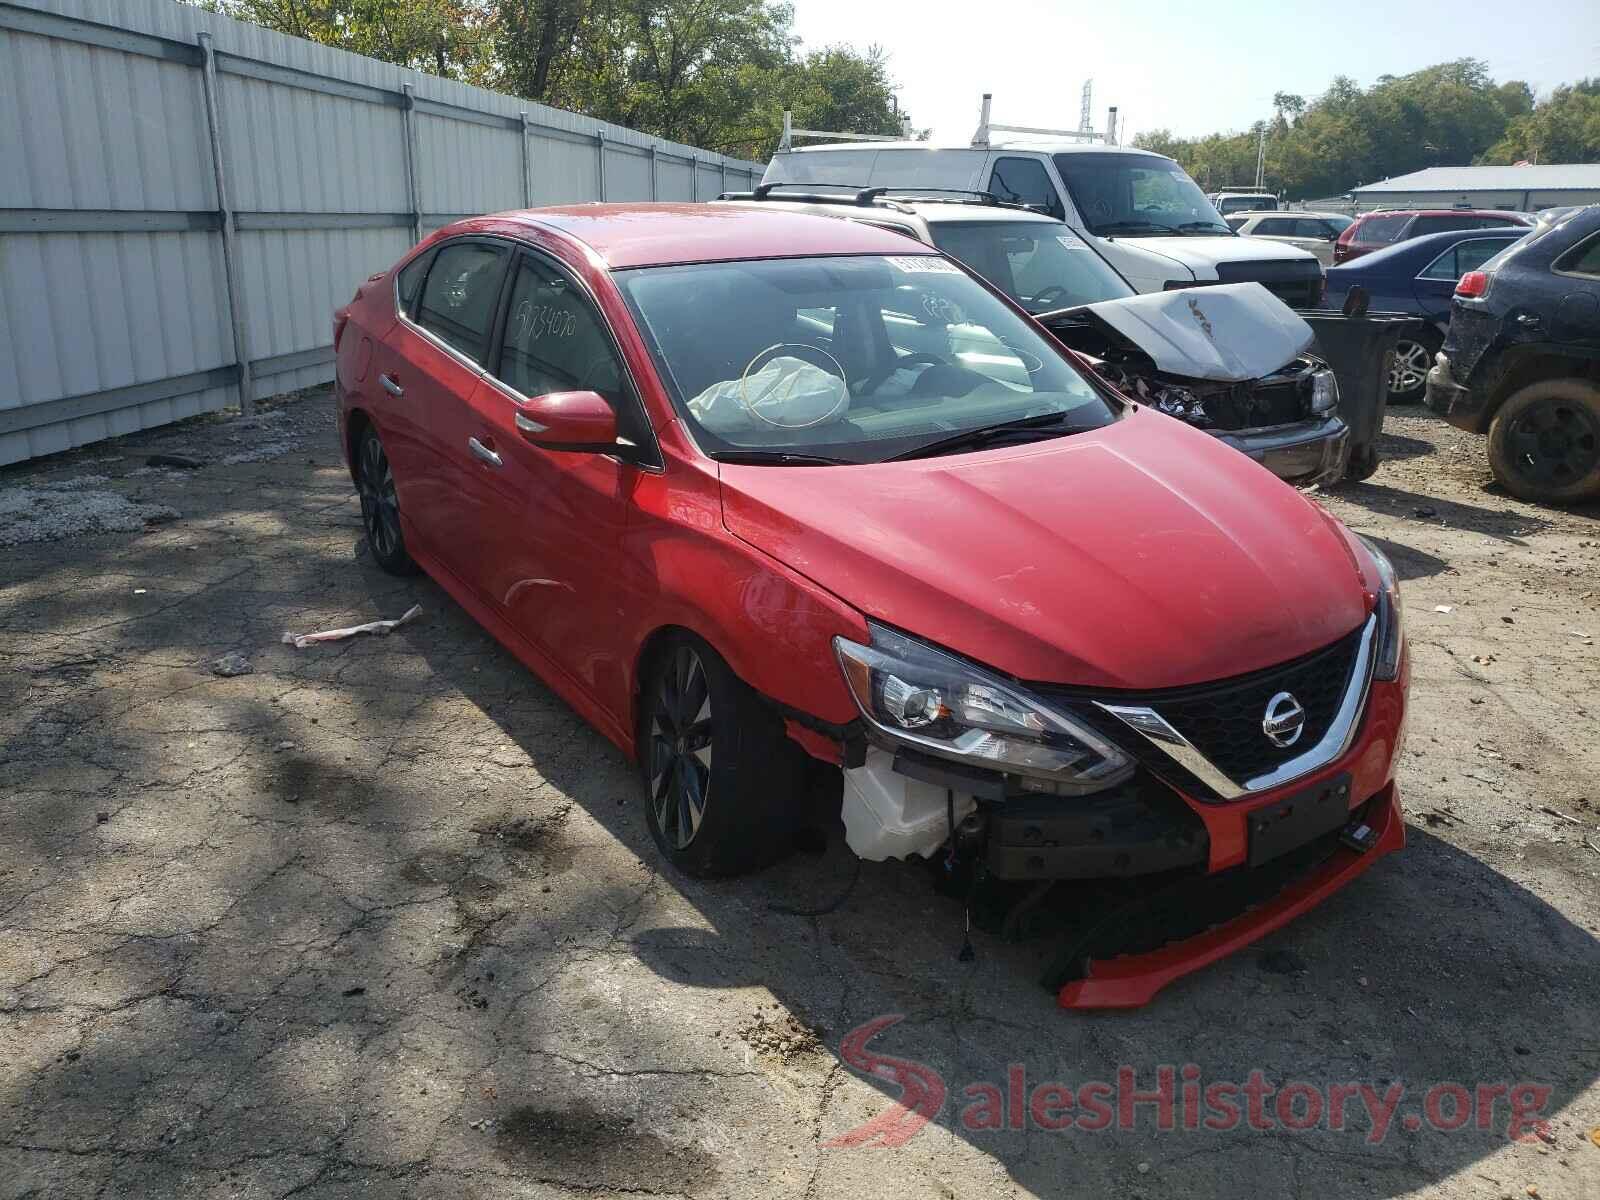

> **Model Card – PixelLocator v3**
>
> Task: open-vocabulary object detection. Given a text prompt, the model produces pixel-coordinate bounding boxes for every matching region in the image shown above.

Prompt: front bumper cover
[1058,783,1403,1008]
[1214,414,1349,486]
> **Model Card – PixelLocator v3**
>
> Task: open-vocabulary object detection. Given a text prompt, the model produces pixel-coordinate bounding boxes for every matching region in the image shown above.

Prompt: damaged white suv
[718,188,1347,486]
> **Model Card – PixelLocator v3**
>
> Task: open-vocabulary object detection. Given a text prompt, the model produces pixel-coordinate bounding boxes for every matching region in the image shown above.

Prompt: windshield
[1218,196,1274,215]
[1054,153,1231,236]
[928,221,1133,313]
[615,255,1114,463]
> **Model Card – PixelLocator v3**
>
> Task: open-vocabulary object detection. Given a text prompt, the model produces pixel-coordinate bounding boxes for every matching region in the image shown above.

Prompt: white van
[1209,191,1280,216]
[762,118,1324,305]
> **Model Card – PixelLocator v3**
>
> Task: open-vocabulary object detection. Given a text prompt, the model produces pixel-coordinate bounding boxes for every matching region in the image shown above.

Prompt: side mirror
[514,390,622,454]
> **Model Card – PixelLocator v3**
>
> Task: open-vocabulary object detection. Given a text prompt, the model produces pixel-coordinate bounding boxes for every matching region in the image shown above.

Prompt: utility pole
[1254,126,1267,190]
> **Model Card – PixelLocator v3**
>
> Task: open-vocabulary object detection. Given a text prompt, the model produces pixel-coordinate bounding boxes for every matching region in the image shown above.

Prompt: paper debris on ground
[1433,605,1454,613]
[282,605,423,649]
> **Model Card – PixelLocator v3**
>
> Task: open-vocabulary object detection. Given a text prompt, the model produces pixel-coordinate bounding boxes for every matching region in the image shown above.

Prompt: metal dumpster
[1295,310,1426,481]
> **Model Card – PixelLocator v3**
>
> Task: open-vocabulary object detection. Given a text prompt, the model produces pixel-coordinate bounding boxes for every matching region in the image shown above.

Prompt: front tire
[355,426,420,576]
[1487,379,1600,504]
[1387,332,1439,404]
[639,635,803,877]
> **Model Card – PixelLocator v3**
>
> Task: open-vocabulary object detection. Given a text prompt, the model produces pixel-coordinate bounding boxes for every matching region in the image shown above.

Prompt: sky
[787,0,1600,145]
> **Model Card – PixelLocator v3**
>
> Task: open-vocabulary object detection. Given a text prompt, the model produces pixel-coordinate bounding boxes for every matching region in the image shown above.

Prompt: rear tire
[1486,379,1600,505]
[638,634,803,877]
[1386,331,1439,404]
[355,426,420,576]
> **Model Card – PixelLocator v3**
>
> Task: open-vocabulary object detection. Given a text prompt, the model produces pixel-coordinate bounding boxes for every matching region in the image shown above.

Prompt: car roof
[1331,225,1527,270]
[443,203,934,269]
[1235,210,1344,219]
[1358,208,1528,220]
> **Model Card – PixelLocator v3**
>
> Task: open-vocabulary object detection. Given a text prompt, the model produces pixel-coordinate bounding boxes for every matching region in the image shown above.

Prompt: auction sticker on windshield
[886,256,963,274]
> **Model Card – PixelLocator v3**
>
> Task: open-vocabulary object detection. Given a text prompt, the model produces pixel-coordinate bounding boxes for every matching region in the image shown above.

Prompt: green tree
[1482,80,1600,164]
[195,0,908,160]
[198,0,496,81]
[1138,60,1599,200]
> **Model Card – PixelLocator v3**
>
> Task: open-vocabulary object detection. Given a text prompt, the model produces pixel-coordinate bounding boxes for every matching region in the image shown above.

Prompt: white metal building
[1347,165,1600,213]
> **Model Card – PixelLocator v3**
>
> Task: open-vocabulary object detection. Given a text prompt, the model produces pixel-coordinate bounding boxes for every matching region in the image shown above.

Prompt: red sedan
[334,204,1408,1008]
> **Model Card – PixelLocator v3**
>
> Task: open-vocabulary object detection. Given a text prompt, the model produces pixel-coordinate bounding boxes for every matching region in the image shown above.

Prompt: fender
[619,480,870,757]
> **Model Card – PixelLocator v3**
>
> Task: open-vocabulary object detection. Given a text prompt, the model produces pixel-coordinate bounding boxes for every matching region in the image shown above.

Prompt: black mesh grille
[1035,622,1368,795]
[1152,627,1363,784]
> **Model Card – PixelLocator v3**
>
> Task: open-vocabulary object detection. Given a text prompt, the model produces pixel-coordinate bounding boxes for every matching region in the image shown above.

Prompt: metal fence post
[649,145,659,201]
[401,82,422,243]
[691,158,698,202]
[196,32,254,416]
[720,159,728,195]
[595,130,606,201]
[520,111,533,207]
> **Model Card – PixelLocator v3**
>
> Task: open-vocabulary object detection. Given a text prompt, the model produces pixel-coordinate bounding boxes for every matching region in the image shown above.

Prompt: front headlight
[1359,537,1404,680]
[833,624,1134,790]
[1310,367,1340,415]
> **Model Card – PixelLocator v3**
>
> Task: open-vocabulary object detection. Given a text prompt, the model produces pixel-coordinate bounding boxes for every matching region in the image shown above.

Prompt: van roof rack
[777,111,915,152]
[718,183,1038,215]
[971,93,1109,148]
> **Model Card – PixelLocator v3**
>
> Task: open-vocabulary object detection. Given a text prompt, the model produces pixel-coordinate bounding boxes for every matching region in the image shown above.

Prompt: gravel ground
[1,393,1597,1199]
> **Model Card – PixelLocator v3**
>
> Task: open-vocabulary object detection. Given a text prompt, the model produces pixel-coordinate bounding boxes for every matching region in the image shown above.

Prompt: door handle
[380,373,404,397]
[467,436,502,468]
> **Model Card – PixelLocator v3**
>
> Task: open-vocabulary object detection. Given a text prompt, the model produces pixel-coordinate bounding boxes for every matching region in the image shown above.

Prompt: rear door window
[1412,215,1482,236]
[1292,218,1335,238]
[1417,238,1511,281]
[987,157,1063,219]
[415,241,509,362]
[1253,218,1297,235]
[1355,214,1407,244]
[1557,233,1600,278]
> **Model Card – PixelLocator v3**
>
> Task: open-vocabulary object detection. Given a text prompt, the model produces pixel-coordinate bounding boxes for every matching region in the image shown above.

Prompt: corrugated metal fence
[0,0,764,466]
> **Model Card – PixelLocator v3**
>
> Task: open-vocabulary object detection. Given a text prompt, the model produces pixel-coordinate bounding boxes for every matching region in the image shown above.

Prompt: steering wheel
[1030,285,1073,309]
[855,352,948,396]
[736,343,851,430]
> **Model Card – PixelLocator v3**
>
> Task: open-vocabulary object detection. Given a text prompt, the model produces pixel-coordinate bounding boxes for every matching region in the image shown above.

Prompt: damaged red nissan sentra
[334,204,1408,1009]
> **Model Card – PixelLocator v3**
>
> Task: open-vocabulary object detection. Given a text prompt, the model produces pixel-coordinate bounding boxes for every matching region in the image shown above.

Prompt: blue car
[1324,226,1529,402]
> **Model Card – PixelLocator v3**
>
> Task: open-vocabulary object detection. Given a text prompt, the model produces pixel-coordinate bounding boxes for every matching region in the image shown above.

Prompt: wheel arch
[345,407,373,486]
[1480,346,1600,433]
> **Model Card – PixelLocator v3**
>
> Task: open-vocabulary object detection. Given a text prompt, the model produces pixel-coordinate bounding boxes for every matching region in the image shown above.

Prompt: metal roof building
[1348,164,1600,213]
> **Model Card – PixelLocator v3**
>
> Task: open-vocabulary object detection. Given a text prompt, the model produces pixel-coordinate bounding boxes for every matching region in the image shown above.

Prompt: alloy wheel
[1504,398,1600,488]
[357,435,402,561]
[1388,340,1431,395]
[648,645,714,851]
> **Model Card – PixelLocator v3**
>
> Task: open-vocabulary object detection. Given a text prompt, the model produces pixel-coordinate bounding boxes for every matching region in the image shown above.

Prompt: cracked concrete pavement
[1,392,1598,1199]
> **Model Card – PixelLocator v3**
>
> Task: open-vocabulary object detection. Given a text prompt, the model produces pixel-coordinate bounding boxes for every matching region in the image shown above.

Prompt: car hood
[1043,283,1314,381]
[1117,233,1320,271]
[718,408,1369,690]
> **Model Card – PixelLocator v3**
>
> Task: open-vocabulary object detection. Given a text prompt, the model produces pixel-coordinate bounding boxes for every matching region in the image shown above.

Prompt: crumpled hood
[1047,283,1315,382]
[719,409,1369,690]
